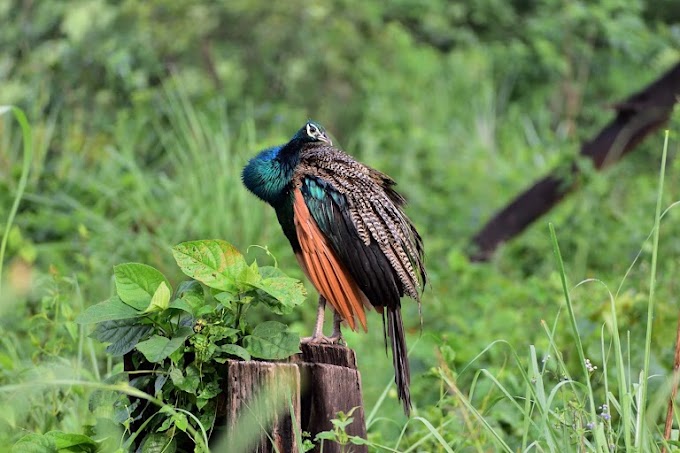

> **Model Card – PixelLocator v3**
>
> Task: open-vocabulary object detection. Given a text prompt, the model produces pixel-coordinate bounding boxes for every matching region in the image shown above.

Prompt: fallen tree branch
[469,62,680,262]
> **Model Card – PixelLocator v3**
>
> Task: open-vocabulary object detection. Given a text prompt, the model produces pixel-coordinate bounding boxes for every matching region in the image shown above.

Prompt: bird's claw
[301,334,344,346]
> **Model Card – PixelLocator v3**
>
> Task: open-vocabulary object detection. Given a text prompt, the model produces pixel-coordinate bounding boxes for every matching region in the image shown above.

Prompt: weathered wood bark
[218,360,301,453]
[213,343,367,453]
[296,343,368,453]
[470,61,680,261]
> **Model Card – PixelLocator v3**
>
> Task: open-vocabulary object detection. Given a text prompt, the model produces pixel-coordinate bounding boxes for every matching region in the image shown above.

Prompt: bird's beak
[319,134,332,145]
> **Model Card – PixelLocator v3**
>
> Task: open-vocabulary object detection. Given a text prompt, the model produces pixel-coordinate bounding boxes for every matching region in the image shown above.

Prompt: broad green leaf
[240,261,263,286]
[206,325,239,342]
[214,291,237,310]
[171,280,206,315]
[169,365,200,394]
[91,319,153,356]
[196,305,217,317]
[114,263,171,310]
[45,431,98,451]
[136,327,192,363]
[198,381,221,400]
[144,281,171,313]
[219,343,251,361]
[167,298,193,314]
[75,296,140,324]
[139,432,177,453]
[315,431,337,441]
[157,415,175,433]
[258,266,287,279]
[172,240,249,292]
[11,433,55,452]
[253,276,307,315]
[173,413,189,432]
[197,381,221,409]
[243,321,300,360]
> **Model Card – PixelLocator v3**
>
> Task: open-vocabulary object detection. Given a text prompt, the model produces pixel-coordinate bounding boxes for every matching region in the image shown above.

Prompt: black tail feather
[386,307,411,415]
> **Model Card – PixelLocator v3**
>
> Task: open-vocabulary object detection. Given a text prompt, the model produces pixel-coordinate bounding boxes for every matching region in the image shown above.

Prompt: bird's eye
[306,123,319,138]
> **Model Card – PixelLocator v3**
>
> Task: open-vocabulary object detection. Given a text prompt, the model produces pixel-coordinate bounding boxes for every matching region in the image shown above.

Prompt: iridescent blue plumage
[242,145,291,205]
[242,121,426,415]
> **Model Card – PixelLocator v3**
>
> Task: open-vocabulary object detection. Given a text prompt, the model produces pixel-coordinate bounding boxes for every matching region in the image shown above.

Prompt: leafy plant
[315,408,368,452]
[75,239,306,449]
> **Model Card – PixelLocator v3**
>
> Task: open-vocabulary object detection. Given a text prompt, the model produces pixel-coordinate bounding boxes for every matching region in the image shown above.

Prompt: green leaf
[136,327,193,363]
[219,344,251,361]
[91,319,153,356]
[45,431,98,451]
[253,275,307,315]
[139,432,176,453]
[315,431,337,441]
[240,261,263,286]
[173,413,189,432]
[75,296,140,324]
[172,240,249,292]
[198,381,221,400]
[258,266,287,279]
[350,436,369,445]
[197,381,221,409]
[196,305,217,317]
[170,280,207,316]
[170,366,200,394]
[331,416,354,430]
[144,281,171,313]
[207,325,239,342]
[214,291,237,310]
[243,321,300,360]
[11,433,56,452]
[157,415,175,433]
[168,298,193,314]
[114,263,171,310]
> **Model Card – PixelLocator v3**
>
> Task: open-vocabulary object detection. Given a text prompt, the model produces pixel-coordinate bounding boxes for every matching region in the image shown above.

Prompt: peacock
[241,121,426,414]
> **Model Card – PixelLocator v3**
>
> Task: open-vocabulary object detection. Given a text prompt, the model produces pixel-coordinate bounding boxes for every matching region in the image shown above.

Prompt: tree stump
[213,343,368,453]
[296,343,368,453]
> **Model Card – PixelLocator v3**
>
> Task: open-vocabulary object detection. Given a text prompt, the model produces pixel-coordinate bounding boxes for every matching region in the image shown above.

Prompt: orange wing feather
[293,188,368,332]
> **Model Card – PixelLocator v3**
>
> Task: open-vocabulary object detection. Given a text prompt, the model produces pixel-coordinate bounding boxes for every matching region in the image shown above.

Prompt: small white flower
[585,358,598,373]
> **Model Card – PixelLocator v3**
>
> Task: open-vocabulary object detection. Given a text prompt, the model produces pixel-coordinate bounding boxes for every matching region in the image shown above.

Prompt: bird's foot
[300,333,344,346]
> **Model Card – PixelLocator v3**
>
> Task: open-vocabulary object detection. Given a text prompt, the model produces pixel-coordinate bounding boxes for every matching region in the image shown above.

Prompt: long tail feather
[387,307,411,415]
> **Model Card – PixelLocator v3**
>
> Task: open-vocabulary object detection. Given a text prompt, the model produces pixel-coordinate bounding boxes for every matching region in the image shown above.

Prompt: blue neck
[241,144,299,205]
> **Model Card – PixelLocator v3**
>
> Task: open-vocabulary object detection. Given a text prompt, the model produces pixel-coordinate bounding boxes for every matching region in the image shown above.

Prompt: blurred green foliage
[2,0,680,450]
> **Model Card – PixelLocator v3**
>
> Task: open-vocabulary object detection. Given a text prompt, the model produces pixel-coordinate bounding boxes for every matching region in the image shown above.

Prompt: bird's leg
[301,295,327,343]
[328,309,344,344]
[311,295,327,339]
[301,295,343,345]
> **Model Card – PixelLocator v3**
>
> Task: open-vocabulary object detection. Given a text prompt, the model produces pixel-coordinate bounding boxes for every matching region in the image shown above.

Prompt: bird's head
[291,121,332,146]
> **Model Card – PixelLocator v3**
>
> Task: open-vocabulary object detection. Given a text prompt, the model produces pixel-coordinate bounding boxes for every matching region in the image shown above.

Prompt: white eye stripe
[306,123,318,137]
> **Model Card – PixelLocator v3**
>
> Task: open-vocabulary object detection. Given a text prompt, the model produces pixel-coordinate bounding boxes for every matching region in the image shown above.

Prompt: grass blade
[637,130,669,448]
[0,106,33,294]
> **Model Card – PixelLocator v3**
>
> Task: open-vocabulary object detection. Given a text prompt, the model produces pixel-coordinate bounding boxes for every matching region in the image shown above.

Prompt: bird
[241,120,426,414]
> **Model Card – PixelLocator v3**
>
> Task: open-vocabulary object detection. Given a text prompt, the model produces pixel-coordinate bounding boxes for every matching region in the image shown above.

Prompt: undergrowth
[2,57,680,451]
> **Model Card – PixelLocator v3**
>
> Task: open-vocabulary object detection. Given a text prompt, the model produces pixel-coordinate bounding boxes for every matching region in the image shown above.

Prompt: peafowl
[242,121,426,414]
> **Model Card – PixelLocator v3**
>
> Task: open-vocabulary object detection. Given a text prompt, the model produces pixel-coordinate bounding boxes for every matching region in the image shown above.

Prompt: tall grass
[2,71,679,450]
[0,106,32,294]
